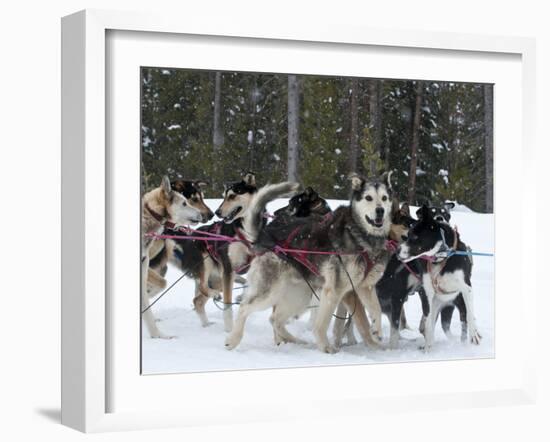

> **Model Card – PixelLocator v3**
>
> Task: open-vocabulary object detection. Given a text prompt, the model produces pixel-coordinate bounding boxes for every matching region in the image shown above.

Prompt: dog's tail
[243,181,300,242]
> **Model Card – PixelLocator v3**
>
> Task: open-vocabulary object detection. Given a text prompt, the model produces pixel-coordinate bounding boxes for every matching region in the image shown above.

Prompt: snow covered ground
[142,199,494,374]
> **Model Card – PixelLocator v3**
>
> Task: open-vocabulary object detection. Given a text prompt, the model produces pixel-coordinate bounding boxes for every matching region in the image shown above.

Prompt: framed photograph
[61,9,537,432]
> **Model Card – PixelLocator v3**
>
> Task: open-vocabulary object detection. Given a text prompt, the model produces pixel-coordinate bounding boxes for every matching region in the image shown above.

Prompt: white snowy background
[142,198,494,374]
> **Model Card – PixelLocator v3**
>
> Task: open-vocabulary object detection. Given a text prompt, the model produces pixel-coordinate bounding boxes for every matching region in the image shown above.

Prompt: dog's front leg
[221,268,235,332]
[193,258,219,327]
[141,254,171,339]
[455,294,468,342]
[460,285,481,345]
[332,303,348,348]
[389,292,406,349]
[193,280,212,327]
[366,286,382,341]
[341,292,379,348]
[313,285,341,354]
[421,276,436,351]
[418,287,430,336]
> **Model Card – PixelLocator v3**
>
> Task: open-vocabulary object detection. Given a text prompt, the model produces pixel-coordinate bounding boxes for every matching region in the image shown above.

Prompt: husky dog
[396,205,482,350]
[273,186,331,219]
[225,172,394,353]
[254,187,357,347]
[415,201,468,340]
[141,176,213,338]
[169,173,299,331]
[418,201,455,224]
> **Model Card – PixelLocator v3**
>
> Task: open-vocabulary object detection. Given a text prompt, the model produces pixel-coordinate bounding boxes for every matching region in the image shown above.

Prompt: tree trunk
[212,72,224,184]
[349,77,360,173]
[213,72,224,149]
[287,74,300,182]
[408,81,424,204]
[368,80,383,174]
[484,84,494,213]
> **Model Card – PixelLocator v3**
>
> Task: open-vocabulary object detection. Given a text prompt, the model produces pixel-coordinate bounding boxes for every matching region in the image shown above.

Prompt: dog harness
[204,222,253,274]
[273,213,375,279]
[427,227,459,295]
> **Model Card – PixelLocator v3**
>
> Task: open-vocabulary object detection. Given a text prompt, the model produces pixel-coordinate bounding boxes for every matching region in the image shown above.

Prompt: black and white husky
[169,173,299,332]
[225,172,394,353]
[376,202,468,348]
[396,205,482,350]
[415,201,468,340]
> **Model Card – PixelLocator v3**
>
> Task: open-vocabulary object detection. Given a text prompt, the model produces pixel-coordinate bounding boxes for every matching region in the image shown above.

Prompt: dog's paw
[224,341,237,350]
[224,335,241,350]
[321,344,338,354]
[470,330,482,345]
[201,321,215,328]
[371,330,384,343]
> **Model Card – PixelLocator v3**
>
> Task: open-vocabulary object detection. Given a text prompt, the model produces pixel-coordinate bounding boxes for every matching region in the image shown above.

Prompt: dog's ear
[161,175,172,197]
[400,202,411,217]
[348,173,365,192]
[416,200,430,219]
[170,179,185,194]
[380,170,393,192]
[418,204,432,221]
[242,172,256,187]
[304,186,318,200]
[444,201,455,211]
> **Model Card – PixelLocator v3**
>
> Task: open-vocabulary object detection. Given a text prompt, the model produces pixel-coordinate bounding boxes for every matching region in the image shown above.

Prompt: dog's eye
[401,235,408,241]
[365,195,373,201]
[228,194,236,201]
[182,201,187,207]
[382,196,388,202]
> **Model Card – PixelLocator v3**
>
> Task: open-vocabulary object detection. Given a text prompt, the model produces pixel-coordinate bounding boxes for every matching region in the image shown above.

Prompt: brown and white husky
[141,175,213,338]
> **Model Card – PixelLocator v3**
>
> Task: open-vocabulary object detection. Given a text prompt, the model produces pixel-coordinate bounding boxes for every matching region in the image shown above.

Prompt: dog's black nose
[207,210,214,220]
[215,209,222,218]
[375,207,384,218]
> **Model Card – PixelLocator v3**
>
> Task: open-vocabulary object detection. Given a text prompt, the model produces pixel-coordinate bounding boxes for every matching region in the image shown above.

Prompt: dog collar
[145,202,177,230]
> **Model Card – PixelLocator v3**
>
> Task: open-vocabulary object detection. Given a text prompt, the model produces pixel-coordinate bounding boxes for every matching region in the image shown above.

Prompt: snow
[447,201,474,213]
[142,199,494,374]
[167,124,181,131]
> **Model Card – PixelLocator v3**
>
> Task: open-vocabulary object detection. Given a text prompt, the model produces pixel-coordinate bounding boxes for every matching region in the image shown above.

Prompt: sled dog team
[141,171,481,352]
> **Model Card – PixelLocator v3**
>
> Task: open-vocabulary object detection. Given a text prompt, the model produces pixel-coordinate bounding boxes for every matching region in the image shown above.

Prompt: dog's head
[389,201,416,243]
[397,204,448,262]
[170,179,214,223]
[154,176,205,226]
[349,171,393,236]
[274,186,331,218]
[215,172,258,223]
[416,201,454,224]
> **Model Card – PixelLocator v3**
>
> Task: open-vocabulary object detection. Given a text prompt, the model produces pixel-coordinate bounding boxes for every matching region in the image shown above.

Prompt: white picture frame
[61,9,538,433]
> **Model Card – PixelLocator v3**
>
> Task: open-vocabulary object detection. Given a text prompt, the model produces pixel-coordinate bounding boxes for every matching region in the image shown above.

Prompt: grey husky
[225,172,394,353]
